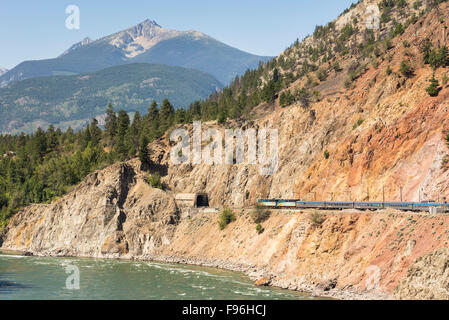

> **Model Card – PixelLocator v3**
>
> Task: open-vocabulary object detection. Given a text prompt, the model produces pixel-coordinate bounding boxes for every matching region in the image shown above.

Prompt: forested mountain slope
[0,63,222,133]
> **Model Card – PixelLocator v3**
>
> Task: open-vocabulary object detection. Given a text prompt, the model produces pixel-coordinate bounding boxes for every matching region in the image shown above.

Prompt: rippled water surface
[0,251,314,300]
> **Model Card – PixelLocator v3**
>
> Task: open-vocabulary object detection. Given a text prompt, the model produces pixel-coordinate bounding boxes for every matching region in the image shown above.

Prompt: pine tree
[426,74,440,97]
[148,101,159,121]
[192,101,201,119]
[146,101,160,140]
[81,125,91,150]
[421,38,432,64]
[104,104,117,142]
[46,125,58,153]
[115,110,130,160]
[117,110,130,138]
[129,111,142,151]
[138,134,150,167]
[89,118,102,147]
[261,80,276,103]
[399,60,414,78]
[160,99,175,133]
[33,128,47,161]
[175,108,186,124]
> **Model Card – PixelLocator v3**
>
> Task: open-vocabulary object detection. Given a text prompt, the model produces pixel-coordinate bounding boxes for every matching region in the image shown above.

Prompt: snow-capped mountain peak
[105,19,208,58]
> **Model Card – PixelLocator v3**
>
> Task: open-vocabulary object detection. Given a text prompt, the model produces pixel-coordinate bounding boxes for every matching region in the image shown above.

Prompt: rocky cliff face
[0,161,180,259]
[395,248,449,299]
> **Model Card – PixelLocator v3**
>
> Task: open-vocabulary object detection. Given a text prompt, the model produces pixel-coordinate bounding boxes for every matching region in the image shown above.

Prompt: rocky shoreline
[0,247,390,300]
[146,254,392,300]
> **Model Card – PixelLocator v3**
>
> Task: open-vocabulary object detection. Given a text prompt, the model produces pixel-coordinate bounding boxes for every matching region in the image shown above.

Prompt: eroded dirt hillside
[145,1,449,208]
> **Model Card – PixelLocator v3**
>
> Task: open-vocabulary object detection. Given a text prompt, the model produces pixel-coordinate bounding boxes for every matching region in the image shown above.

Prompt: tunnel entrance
[196,194,209,207]
[175,193,209,208]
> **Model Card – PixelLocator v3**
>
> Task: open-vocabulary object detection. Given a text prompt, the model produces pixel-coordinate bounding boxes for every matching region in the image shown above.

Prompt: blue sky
[0,0,355,69]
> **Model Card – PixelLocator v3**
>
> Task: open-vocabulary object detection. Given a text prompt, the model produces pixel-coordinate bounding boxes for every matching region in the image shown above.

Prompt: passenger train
[257,200,449,213]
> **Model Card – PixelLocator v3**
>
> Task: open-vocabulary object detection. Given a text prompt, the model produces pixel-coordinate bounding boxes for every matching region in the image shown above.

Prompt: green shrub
[252,205,271,223]
[429,46,449,70]
[422,38,432,64]
[218,208,236,230]
[426,74,441,97]
[316,68,327,81]
[353,118,364,130]
[309,212,326,226]
[399,60,414,78]
[344,78,352,89]
[386,66,392,75]
[147,173,163,189]
[279,90,295,107]
[333,62,342,72]
[295,87,311,108]
[413,1,422,10]
[256,223,264,234]
[397,0,407,7]
[390,23,405,38]
[324,150,330,159]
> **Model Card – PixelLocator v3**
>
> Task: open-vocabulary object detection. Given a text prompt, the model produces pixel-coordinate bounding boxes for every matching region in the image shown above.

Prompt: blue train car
[276,200,297,207]
[257,199,449,213]
[326,202,354,209]
[257,200,278,207]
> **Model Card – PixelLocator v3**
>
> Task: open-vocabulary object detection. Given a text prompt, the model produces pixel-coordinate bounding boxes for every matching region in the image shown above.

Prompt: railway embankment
[155,208,449,299]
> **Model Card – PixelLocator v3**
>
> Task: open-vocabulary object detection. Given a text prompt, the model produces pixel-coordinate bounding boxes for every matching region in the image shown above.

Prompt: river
[0,250,313,300]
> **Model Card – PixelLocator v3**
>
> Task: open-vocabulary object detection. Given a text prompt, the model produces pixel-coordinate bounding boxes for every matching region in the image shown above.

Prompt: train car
[354,202,384,210]
[295,201,326,209]
[259,199,449,213]
[383,202,414,210]
[295,201,309,208]
[412,202,446,212]
[276,200,297,207]
[257,200,278,208]
[326,202,354,209]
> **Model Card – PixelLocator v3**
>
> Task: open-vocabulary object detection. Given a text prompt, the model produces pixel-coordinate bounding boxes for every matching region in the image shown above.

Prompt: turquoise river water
[0,250,314,300]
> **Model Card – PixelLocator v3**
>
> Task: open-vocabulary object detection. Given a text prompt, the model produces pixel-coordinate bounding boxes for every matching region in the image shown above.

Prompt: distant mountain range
[0,19,272,86]
[0,67,8,76]
[0,63,222,134]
